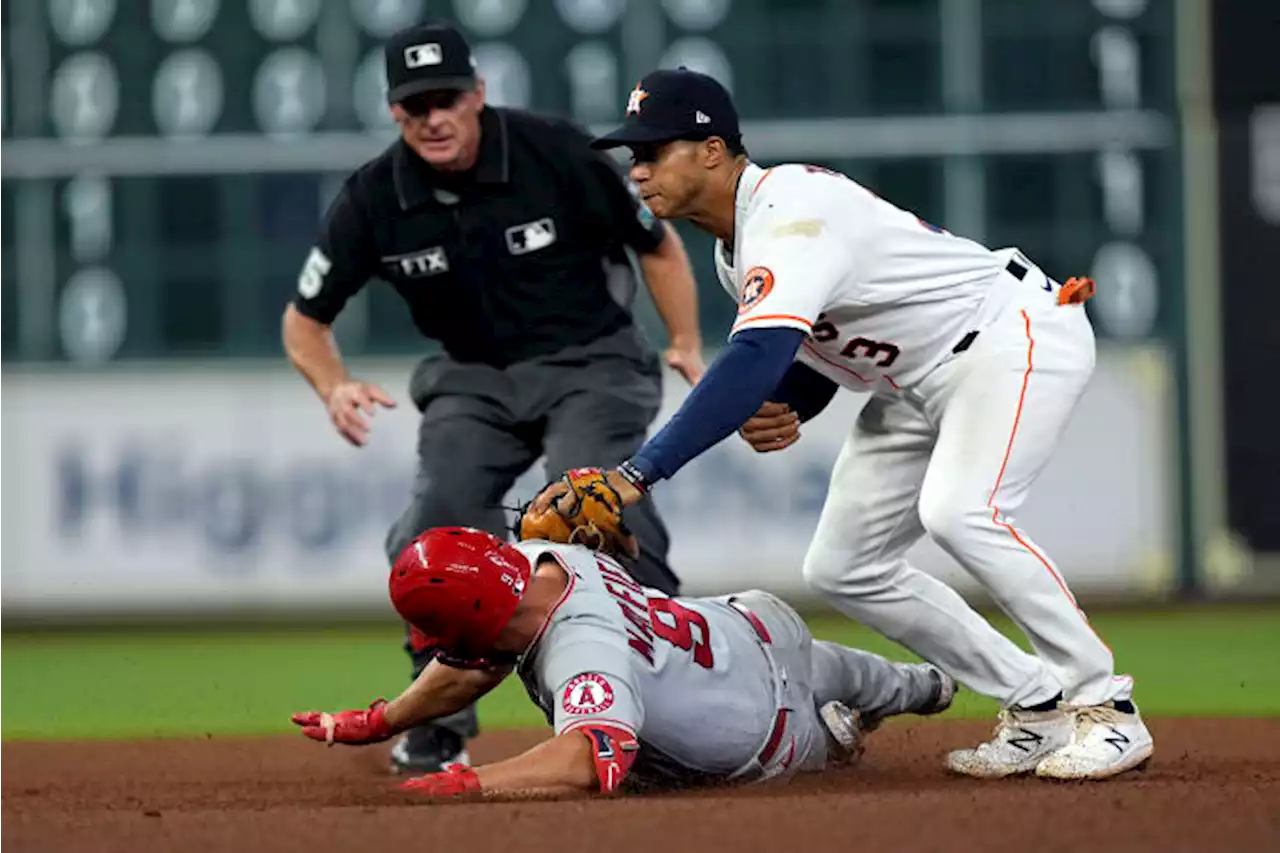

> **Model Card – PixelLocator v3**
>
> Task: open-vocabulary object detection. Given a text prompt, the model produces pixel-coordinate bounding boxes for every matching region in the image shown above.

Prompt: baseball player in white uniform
[292,527,955,797]
[533,67,1155,781]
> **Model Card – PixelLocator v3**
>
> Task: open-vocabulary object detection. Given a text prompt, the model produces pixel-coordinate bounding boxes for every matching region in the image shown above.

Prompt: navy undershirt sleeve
[628,327,806,482]
[771,361,840,422]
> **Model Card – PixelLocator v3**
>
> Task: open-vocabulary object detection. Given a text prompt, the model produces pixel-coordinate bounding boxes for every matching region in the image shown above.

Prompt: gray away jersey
[514,542,779,782]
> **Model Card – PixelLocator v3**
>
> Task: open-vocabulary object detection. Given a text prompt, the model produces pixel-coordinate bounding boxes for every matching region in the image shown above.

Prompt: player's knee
[802,549,890,600]
[917,491,985,552]
[801,548,844,597]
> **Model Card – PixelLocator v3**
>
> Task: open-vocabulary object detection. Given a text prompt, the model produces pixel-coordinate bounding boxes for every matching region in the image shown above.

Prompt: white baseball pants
[801,258,1133,708]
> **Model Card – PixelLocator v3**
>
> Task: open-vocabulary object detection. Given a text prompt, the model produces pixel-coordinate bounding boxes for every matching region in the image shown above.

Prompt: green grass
[3,606,1278,740]
[805,608,1280,720]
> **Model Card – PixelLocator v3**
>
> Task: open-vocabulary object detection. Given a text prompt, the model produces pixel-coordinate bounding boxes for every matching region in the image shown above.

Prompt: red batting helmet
[389,527,532,659]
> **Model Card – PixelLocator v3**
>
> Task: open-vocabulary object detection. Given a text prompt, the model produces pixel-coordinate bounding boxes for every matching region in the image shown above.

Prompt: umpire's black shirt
[293,107,666,367]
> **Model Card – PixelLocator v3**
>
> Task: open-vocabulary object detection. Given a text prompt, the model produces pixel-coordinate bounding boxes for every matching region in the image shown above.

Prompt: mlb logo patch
[505,217,557,255]
[404,43,442,69]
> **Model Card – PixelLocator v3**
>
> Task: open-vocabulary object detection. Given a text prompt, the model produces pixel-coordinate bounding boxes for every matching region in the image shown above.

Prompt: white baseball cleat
[947,706,1073,778]
[1034,703,1154,780]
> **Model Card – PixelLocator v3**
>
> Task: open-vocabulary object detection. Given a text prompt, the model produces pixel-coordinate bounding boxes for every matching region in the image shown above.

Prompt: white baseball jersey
[513,541,787,785]
[736,162,1135,714]
[714,162,1008,390]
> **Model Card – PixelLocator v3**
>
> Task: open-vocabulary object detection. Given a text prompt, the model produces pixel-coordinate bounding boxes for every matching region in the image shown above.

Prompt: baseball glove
[518,467,639,559]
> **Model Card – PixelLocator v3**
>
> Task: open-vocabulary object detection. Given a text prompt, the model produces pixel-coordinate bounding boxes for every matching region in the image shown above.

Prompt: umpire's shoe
[389,725,471,774]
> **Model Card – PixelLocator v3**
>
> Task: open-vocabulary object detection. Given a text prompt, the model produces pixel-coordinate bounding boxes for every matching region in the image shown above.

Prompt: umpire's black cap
[590,68,741,150]
[384,21,478,104]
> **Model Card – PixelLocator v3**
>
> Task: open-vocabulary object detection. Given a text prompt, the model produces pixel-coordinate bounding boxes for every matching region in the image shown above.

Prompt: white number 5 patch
[297,247,332,298]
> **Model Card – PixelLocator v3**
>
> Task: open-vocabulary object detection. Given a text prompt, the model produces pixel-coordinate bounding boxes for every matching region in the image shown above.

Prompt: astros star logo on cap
[625,85,648,116]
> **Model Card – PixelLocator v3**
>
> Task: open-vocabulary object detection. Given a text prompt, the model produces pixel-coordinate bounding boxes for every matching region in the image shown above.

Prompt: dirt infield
[5,719,1277,853]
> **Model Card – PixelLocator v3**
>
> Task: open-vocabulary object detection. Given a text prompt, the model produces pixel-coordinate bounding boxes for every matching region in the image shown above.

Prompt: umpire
[282,21,703,774]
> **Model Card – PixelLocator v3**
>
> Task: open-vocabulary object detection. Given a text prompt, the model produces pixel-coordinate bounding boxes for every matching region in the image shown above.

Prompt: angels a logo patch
[562,673,615,716]
[739,266,775,313]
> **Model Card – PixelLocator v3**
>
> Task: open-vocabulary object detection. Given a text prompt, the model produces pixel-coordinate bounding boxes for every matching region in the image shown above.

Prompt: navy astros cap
[384,21,478,104]
[591,68,740,150]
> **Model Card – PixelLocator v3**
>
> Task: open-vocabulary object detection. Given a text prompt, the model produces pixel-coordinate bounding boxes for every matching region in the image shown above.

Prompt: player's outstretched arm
[385,659,511,728]
[401,724,639,800]
[530,327,808,514]
[402,731,596,799]
[291,660,509,746]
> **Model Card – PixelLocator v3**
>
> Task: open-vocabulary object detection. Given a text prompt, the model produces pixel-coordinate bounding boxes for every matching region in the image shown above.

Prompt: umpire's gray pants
[384,325,679,738]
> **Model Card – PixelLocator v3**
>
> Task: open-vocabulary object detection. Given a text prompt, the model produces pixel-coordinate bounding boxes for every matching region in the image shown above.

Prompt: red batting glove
[400,765,483,798]
[291,699,398,745]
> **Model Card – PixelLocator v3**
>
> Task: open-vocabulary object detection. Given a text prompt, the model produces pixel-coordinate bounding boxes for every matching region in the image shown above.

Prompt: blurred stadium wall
[2,0,1276,621]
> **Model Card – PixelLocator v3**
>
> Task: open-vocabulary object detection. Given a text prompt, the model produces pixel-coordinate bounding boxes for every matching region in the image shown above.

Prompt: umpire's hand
[325,379,396,447]
[664,342,707,386]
